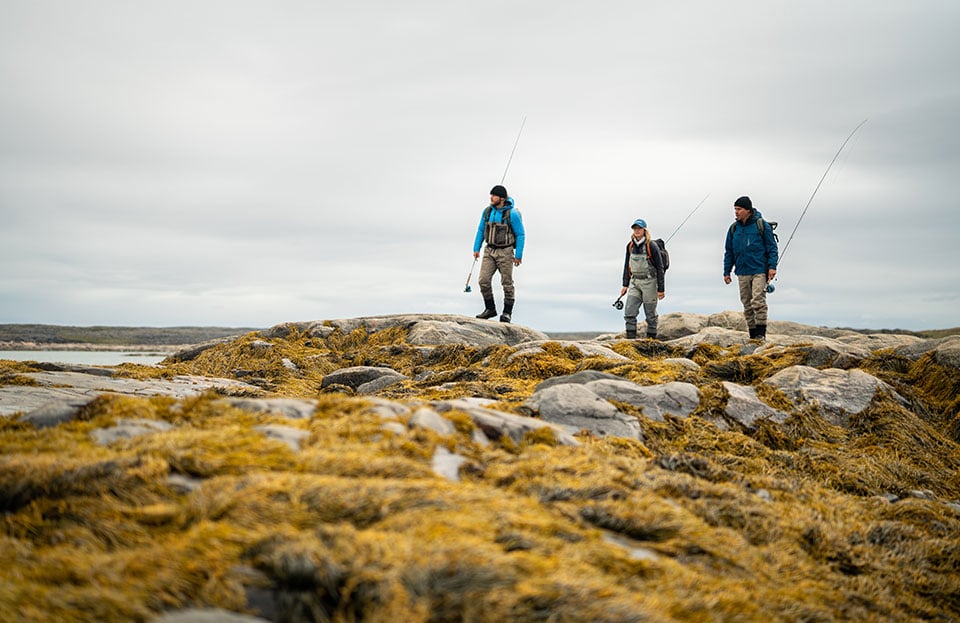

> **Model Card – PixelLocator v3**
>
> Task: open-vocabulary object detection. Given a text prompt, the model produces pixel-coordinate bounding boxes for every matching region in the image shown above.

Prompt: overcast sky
[2,1,958,333]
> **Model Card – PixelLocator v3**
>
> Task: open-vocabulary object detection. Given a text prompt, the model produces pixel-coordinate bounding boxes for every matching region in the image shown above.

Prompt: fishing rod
[464,115,527,293]
[665,193,710,244]
[779,119,868,265]
[766,119,867,294]
[463,257,477,293]
[500,115,526,184]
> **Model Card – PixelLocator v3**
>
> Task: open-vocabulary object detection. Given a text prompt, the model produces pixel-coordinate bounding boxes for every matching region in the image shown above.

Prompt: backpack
[730,217,779,243]
[652,238,669,271]
[626,238,669,272]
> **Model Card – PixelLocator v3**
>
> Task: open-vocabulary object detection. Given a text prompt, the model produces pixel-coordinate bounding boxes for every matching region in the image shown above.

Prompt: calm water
[0,350,169,366]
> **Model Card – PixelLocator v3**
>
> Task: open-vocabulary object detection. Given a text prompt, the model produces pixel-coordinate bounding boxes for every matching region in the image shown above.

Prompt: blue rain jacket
[723,210,779,276]
[473,197,525,260]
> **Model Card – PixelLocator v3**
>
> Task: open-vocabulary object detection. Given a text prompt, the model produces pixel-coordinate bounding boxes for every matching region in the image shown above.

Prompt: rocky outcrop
[320,365,409,394]
[434,398,580,446]
[763,365,906,427]
[507,340,630,362]
[721,382,789,431]
[524,383,643,439]
[3,313,960,623]
[586,380,701,421]
[5,313,954,431]
[0,370,262,418]
[261,314,548,347]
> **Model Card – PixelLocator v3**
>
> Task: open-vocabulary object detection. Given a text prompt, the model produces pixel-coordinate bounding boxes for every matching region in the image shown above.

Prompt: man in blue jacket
[473,185,525,323]
[723,195,778,340]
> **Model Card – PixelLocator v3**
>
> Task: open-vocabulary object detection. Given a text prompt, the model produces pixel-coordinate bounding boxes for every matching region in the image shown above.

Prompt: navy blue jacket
[724,210,779,276]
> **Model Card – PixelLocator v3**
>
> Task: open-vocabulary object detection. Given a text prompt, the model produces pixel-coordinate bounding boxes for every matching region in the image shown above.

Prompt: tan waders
[737,273,768,339]
[476,246,516,323]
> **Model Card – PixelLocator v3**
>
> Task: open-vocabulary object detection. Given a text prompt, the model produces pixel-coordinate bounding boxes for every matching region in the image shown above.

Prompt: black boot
[755,324,767,341]
[500,298,514,323]
[476,297,497,320]
[646,332,658,340]
[748,326,757,339]
[625,329,637,339]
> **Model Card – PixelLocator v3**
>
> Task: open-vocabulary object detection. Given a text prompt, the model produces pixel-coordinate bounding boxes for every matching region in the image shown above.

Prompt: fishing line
[779,119,868,266]
[665,193,710,244]
[500,115,526,184]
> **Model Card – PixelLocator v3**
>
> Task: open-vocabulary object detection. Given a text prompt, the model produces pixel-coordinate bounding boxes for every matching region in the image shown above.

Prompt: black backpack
[653,239,669,271]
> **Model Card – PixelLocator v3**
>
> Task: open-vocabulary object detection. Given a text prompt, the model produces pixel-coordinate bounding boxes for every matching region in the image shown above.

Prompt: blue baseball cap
[631,219,647,228]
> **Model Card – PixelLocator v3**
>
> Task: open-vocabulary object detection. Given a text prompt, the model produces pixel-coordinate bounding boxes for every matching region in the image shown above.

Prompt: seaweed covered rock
[3,313,960,623]
[320,365,408,394]
[721,381,789,430]
[763,365,906,427]
[265,314,548,347]
[524,383,643,439]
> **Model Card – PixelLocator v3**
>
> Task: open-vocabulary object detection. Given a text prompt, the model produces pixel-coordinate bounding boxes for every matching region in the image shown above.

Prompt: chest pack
[483,205,516,248]
[730,217,779,243]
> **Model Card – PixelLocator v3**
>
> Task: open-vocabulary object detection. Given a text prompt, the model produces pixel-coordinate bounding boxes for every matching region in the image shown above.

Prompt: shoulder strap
[485,205,513,231]
[730,219,767,239]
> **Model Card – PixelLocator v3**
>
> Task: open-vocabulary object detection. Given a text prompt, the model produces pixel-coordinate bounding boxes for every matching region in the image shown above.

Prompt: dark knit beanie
[490,185,508,198]
[734,196,753,210]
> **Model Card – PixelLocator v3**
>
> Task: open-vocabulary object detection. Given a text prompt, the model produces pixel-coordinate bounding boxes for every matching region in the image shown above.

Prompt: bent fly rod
[766,119,868,294]
[464,115,527,293]
[779,119,868,265]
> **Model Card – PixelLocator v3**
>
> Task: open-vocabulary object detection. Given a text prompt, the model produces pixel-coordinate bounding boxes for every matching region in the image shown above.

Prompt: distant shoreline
[0,342,183,352]
[0,324,259,349]
[1,322,956,350]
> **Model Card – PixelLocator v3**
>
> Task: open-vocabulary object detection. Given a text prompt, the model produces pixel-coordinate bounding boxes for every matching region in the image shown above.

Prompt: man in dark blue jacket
[473,185,525,323]
[723,196,778,340]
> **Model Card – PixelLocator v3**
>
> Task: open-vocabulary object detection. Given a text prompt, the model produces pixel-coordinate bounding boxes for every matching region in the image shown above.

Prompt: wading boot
[646,333,658,340]
[755,324,767,341]
[476,297,497,320]
[500,298,514,323]
[748,326,757,339]
[625,329,637,339]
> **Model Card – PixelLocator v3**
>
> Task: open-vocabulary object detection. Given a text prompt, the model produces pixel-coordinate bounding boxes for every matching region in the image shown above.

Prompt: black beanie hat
[490,185,508,198]
[734,196,753,210]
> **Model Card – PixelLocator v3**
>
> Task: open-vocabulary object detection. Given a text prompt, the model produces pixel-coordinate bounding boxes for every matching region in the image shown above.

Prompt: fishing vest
[483,206,516,248]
